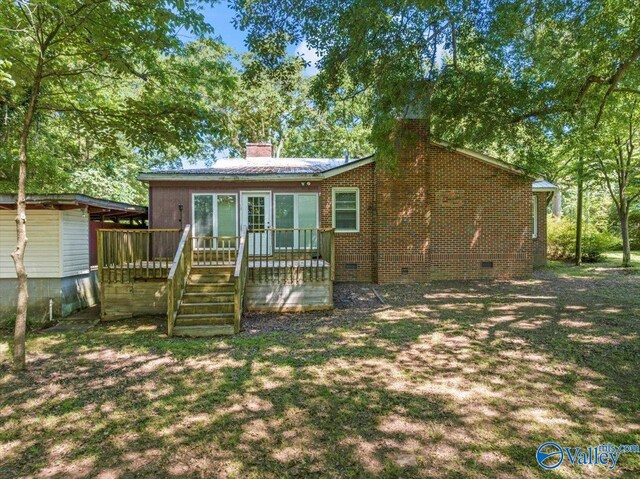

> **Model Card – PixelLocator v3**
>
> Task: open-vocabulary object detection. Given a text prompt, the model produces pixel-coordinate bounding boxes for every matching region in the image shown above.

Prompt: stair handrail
[167,224,192,337]
[233,224,249,334]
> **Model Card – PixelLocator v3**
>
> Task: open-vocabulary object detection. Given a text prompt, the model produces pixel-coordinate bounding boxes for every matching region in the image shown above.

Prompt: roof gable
[432,141,529,177]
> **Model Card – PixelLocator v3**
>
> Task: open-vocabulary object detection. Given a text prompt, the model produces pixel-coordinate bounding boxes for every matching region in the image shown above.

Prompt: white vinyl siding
[0,209,89,279]
[0,210,62,278]
[61,210,90,276]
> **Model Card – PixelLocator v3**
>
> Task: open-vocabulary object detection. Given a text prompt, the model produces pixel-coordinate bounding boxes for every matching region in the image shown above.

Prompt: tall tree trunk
[552,190,562,218]
[620,202,631,267]
[11,56,44,371]
[575,157,584,266]
[275,134,284,158]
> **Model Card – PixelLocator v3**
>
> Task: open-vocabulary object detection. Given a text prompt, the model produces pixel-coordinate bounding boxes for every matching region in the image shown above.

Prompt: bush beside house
[547,216,618,262]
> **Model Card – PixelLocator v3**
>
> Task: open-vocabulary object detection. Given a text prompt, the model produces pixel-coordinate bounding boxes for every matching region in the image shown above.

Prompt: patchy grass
[601,250,640,267]
[548,250,640,277]
[1,261,639,478]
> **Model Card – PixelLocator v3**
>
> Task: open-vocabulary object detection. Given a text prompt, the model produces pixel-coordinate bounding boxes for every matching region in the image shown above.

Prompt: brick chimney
[246,143,272,158]
[399,81,431,139]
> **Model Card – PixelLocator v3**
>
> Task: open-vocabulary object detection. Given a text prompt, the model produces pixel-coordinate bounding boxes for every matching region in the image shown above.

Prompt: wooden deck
[97,227,335,334]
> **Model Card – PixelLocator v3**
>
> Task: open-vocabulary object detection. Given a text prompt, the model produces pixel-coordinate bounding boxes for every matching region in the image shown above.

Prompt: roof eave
[137,173,326,182]
[0,193,147,215]
[433,141,532,178]
[532,179,559,192]
[137,154,377,183]
[319,154,376,178]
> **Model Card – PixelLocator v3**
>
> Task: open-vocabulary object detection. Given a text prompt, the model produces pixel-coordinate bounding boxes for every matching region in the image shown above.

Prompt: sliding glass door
[192,191,318,253]
[192,194,238,248]
[274,193,319,249]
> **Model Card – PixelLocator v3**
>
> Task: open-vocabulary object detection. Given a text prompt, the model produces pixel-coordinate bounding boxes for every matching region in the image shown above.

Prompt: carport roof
[0,194,148,221]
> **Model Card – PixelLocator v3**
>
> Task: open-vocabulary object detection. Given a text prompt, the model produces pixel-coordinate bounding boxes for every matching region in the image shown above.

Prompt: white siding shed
[60,209,90,277]
[0,210,89,279]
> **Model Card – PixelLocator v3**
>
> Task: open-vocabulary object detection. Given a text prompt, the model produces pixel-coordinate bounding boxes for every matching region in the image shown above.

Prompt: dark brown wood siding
[148,180,322,229]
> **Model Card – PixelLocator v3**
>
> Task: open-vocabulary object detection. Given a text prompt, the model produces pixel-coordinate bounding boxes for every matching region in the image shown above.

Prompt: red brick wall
[246,143,273,157]
[427,144,532,280]
[375,120,431,283]
[533,192,548,267]
[147,135,538,282]
[320,164,376,282]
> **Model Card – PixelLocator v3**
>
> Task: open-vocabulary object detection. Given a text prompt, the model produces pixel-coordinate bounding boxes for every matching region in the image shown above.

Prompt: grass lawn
[1,254,639,478]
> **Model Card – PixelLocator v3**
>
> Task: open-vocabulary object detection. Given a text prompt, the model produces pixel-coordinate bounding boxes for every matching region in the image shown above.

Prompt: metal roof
[0,194,147,221]
[532,179,559,191]
[138,146,558,192]
[138,155,376,182]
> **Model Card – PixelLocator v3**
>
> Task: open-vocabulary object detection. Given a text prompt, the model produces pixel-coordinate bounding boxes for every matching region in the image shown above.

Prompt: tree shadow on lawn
[0,268,639,478]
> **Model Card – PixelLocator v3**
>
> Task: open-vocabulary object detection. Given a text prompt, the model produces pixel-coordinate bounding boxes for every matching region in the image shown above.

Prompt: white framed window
[532,195,538,239]
[332,187,359,233]
[192,193,238,248]
[274,193,319,248]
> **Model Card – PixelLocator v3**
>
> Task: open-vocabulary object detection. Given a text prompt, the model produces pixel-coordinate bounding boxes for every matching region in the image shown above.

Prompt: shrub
[581,230,618,262]
[547,217,575,260]
[547,217,616,262]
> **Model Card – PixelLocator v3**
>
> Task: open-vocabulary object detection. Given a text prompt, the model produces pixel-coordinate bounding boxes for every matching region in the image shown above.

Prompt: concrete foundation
[0,270,99,323]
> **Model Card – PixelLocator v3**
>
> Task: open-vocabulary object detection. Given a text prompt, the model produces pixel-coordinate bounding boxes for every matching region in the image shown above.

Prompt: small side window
[532,195,538,239]
[332,188,360,232]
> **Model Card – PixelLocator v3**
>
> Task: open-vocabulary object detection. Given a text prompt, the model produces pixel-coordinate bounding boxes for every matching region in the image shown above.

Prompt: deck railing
[248,228,335,283]
[98,226,335,287]
[320,228,336,281]
[167,225,192,337]
[233,225,249,333]
[98,228,182,283]
[192,236,238,266]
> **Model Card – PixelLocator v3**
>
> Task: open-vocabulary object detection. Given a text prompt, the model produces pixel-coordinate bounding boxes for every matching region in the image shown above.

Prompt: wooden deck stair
[173,266,237,336]
[162,225,331,337]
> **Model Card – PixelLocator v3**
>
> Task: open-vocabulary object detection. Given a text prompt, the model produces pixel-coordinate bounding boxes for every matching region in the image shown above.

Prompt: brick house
[139,120,556,284]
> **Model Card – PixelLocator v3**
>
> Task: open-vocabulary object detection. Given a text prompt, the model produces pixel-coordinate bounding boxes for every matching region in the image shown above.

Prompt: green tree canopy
[232,0,640,167]
[0,9,236,202]
[214,54,371,160]
[0,0,237,369]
